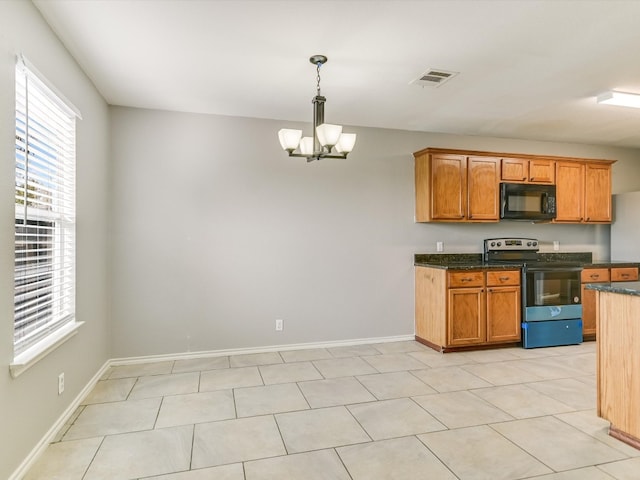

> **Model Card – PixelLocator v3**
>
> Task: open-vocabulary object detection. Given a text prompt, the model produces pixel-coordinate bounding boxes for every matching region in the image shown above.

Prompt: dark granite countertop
[583,261,640,268]
[586,281,640,296]
[414,252,591,269]
[414,253,640,270]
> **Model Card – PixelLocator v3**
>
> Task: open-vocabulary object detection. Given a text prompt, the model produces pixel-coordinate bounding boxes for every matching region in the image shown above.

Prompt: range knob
[527,242,532,246]
[491,241,496,247]
[533,241,538,247]
[497,242,502,247]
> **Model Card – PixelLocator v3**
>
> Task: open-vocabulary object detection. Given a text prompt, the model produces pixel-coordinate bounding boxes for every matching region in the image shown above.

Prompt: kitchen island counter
[589,283,640,451]
[586,281,640,296]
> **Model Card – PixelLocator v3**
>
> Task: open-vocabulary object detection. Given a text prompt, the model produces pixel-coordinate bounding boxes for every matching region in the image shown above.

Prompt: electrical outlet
[553,241,560,251]
[275,319,284,331]
[436,241,444,252]
[58,373,65,395]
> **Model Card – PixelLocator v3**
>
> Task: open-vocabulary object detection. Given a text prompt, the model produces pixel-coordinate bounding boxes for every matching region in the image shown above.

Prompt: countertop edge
[586,281,640,296]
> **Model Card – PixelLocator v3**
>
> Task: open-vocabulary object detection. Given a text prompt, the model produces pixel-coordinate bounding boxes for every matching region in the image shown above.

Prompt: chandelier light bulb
[335,133,357,153]
[316,123,343,148]
[278,129,302,152]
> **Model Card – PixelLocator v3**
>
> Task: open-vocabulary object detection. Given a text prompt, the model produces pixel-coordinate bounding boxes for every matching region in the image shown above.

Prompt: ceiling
[33,0,640,148]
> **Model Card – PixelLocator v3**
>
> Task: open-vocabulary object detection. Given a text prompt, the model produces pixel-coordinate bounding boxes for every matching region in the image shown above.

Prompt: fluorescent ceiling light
[597,91,640,108]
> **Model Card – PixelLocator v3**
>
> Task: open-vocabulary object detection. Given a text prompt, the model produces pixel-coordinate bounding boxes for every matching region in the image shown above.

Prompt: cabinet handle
[461,278,473,282]
[499,276,509,281]
[590,274,600,279]
[530,177,535,181]
[621,273,630,278]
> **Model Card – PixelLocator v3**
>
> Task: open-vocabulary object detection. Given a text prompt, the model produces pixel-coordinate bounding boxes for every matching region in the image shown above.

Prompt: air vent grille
[411,69,458,87]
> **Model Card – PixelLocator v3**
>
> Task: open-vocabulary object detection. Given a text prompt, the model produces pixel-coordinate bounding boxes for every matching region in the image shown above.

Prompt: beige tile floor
[23,340,640,480]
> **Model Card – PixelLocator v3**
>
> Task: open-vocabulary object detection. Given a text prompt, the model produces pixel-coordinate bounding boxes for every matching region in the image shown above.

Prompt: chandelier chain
[316,62,322,96]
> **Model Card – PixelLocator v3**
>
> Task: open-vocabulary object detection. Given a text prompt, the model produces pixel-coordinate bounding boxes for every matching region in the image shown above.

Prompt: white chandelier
[278,55,357,162]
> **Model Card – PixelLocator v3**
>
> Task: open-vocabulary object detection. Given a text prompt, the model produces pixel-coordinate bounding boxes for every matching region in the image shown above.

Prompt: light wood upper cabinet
[501,158,555,183]
[467,156,500,221]
[529,159,555,183]
[584,163,612,222]
[555,161,612,223]
[429,154,466,221]
[414,148,614,224]
[415,151,498,222]
[555,161,585,222]
[501,158,528,182]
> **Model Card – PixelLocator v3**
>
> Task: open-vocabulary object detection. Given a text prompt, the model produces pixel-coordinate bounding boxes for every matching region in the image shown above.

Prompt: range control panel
[484,237,539,252]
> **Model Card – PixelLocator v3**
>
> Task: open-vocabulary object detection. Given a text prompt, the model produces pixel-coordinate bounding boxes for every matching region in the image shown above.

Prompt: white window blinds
[14,57,78,356]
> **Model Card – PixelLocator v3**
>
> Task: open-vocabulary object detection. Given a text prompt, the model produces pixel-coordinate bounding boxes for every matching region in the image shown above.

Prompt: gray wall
[0,2,110,478]
[109,106,640,358]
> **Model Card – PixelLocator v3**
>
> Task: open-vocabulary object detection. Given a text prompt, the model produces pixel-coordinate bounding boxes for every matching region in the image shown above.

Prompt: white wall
[0,2,110,478]
[109,106,640,358]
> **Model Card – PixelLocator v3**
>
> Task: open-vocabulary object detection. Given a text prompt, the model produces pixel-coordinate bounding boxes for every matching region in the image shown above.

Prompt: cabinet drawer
[486,270,520,286]
[581,268,610,283]
[448,271,484,288]
[611,267,639,282]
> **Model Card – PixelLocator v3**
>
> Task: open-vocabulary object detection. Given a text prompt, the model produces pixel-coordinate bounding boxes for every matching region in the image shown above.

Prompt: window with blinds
[14,58,77,357]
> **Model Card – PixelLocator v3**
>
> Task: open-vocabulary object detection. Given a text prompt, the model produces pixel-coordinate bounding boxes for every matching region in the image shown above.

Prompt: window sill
[10,321,85,378]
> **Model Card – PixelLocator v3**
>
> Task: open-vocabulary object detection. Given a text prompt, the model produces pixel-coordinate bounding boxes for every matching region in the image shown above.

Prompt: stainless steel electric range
[484,238,583,348]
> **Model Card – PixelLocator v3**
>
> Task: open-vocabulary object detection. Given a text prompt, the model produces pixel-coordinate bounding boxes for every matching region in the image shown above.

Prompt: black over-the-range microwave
[500,182,556,221]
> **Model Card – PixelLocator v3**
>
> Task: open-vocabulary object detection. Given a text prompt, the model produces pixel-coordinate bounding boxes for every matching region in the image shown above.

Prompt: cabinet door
[584,163,612,223]
[431,154,467,220]
[581,285,598,337]
[486,286,521,343]
[447,287,485,346]
[555,162,585,222]
[581,268,610,337]
[529,160,555,183]
[501,158,528,182]
[467,157,499,221]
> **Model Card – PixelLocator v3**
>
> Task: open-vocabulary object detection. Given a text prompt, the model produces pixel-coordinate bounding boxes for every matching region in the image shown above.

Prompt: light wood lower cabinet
[416,267,521,351]
[581,267,638,338]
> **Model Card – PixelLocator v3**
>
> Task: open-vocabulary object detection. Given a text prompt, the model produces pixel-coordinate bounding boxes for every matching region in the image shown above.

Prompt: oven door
[523,266,582,322]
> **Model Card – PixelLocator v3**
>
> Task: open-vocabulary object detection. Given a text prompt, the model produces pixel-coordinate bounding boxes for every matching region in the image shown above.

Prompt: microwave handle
[541,192,549,214]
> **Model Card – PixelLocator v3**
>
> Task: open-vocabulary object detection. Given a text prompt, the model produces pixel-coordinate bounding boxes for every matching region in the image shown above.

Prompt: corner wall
[0,3,110,478]
[109,106,640,358]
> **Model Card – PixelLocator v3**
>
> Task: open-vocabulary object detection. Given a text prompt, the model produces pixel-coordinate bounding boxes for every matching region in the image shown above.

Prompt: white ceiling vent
[411,69,458,88]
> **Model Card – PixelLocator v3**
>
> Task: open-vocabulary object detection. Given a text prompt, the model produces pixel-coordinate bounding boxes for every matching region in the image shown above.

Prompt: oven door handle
[525,266,583,272]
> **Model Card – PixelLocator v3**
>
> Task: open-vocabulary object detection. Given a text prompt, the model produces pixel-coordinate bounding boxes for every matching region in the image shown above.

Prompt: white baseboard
[10,333,415,479]
[9,360,112,480]
[110,333,416,365]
